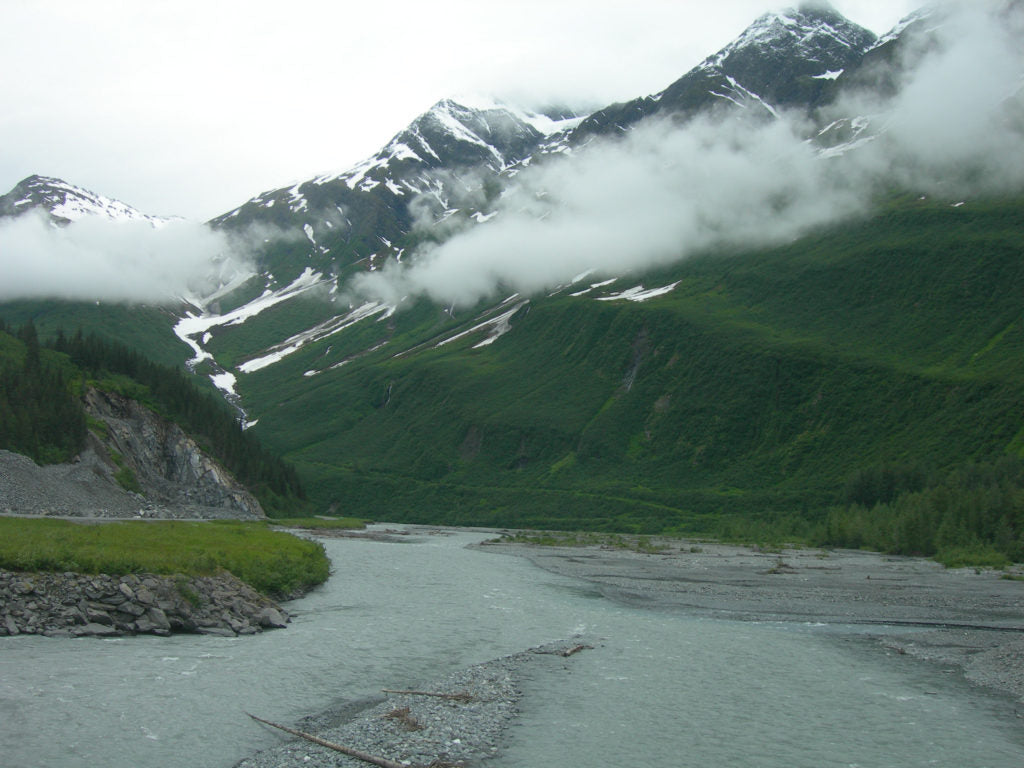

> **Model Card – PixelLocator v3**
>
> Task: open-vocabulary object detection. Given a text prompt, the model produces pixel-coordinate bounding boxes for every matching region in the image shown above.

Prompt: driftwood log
[246,712,406,768]
[530,643,593,657]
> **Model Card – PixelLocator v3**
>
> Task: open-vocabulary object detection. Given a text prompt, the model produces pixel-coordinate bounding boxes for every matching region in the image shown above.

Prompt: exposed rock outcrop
[0,388,264,520]
[84,388,264,519]
[0,570,290,638]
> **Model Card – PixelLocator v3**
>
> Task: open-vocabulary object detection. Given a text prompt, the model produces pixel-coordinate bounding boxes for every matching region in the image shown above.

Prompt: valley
[2,3,1023,561]
[2,3,1024,766]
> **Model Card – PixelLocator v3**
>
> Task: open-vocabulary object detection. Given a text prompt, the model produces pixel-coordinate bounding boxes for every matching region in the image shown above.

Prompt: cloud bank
[0,214,252,304]
[352,2,1024,311]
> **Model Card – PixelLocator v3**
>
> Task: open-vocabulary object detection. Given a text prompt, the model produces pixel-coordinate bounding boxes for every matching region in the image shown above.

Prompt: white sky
[0,1,920,221]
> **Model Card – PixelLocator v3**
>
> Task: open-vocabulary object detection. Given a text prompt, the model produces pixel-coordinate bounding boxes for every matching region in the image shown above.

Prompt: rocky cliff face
[83,388,265,519]
[0,389,265,519]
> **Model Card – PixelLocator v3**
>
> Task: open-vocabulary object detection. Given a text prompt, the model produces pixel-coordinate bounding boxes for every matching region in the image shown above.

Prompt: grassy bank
[0,518,330,598]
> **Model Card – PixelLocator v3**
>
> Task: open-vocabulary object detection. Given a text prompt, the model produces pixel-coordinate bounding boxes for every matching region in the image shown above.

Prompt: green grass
[0,518,330,598]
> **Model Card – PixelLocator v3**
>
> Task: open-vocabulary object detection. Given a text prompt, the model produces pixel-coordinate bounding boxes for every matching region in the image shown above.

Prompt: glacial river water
[1,527,1022,767]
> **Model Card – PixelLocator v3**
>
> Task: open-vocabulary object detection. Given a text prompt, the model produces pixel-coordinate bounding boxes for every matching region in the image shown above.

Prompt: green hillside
[231,196,1024,546]
[6,196,1023,560]
[0,299,190,369]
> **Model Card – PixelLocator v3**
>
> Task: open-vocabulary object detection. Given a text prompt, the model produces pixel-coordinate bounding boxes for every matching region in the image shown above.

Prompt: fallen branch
[531,644,593,657]
[246,712,406,768]
[381,689,474,702]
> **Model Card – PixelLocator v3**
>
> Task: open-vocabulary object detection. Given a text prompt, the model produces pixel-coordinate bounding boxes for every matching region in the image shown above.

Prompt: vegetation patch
[0,518,329,598]
[108,450,144,494]
[491,530,669,554]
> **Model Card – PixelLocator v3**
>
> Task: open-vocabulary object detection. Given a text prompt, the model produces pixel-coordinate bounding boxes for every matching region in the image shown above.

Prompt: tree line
[0,319,86,464]
[823,459,1024,565]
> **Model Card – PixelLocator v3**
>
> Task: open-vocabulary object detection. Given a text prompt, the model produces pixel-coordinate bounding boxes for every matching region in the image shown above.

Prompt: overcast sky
[0,1,921,221]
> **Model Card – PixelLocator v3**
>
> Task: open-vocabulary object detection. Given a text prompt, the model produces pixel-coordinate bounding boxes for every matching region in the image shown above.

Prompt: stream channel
[1,526,1022,767]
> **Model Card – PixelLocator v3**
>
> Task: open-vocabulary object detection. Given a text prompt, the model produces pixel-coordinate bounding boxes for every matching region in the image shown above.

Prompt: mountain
[209,97,583,283]
[0,174,174,227]
[568,3,877,142]
[4,3,1024,555]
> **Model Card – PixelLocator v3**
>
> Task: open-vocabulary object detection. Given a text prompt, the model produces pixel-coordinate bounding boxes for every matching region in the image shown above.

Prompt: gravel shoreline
[235,639,590,768]
[478,538,1024,705]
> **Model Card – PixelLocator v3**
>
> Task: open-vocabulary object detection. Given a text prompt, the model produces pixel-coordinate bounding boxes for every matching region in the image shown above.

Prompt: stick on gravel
[246,712,407,768]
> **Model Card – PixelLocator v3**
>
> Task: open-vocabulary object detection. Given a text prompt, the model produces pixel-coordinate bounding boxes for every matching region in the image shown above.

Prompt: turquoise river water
[1,527,1021,767]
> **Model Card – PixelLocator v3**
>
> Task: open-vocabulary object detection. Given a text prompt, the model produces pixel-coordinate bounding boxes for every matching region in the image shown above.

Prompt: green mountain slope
[230,196,1024,533]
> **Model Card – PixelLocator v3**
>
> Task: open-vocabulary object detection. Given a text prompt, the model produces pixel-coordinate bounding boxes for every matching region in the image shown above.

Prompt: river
[1,527,1021,767]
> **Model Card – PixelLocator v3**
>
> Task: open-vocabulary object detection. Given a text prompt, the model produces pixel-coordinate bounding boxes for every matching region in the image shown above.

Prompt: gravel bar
[236,639,590,768]
[478,538,1024,705]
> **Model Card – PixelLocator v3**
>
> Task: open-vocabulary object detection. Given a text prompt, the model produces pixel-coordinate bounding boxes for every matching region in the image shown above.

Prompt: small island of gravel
[236,639,591,768]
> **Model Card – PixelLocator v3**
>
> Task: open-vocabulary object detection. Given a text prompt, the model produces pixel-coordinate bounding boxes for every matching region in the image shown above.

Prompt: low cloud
[837,0,1024,194]
[354,114,866,308]
[353,1,1024,311]
[0,213,253,304]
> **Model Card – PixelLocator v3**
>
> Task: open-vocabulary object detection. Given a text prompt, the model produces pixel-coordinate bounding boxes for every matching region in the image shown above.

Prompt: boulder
[73,622,119,637]
[256,607,289,629]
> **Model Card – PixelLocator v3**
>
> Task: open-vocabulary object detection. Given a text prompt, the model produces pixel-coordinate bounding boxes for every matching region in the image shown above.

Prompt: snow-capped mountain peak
[698,3,877,78]
[212,96,586,272]
[0,175,174,227]
[445,94,586,136]
[342,96,580,182]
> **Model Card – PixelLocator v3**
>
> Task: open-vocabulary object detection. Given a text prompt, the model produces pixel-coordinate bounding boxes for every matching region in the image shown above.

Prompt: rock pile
[0,570,290,638]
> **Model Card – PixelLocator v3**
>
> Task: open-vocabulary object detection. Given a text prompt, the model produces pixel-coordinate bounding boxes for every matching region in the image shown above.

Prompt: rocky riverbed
[478,537,1024,705]
[236,639,590,768]
[0,570,289,638]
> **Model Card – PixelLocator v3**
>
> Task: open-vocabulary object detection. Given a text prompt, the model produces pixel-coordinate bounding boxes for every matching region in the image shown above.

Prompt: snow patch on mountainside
[434,297,529,350]
[237,301,393,373]
[596,282,681,303]
[174,268,327,369]
[569,278,618,297]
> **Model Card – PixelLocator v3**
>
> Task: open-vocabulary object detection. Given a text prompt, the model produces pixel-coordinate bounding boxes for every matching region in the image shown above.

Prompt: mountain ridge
[0,174,175,227]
